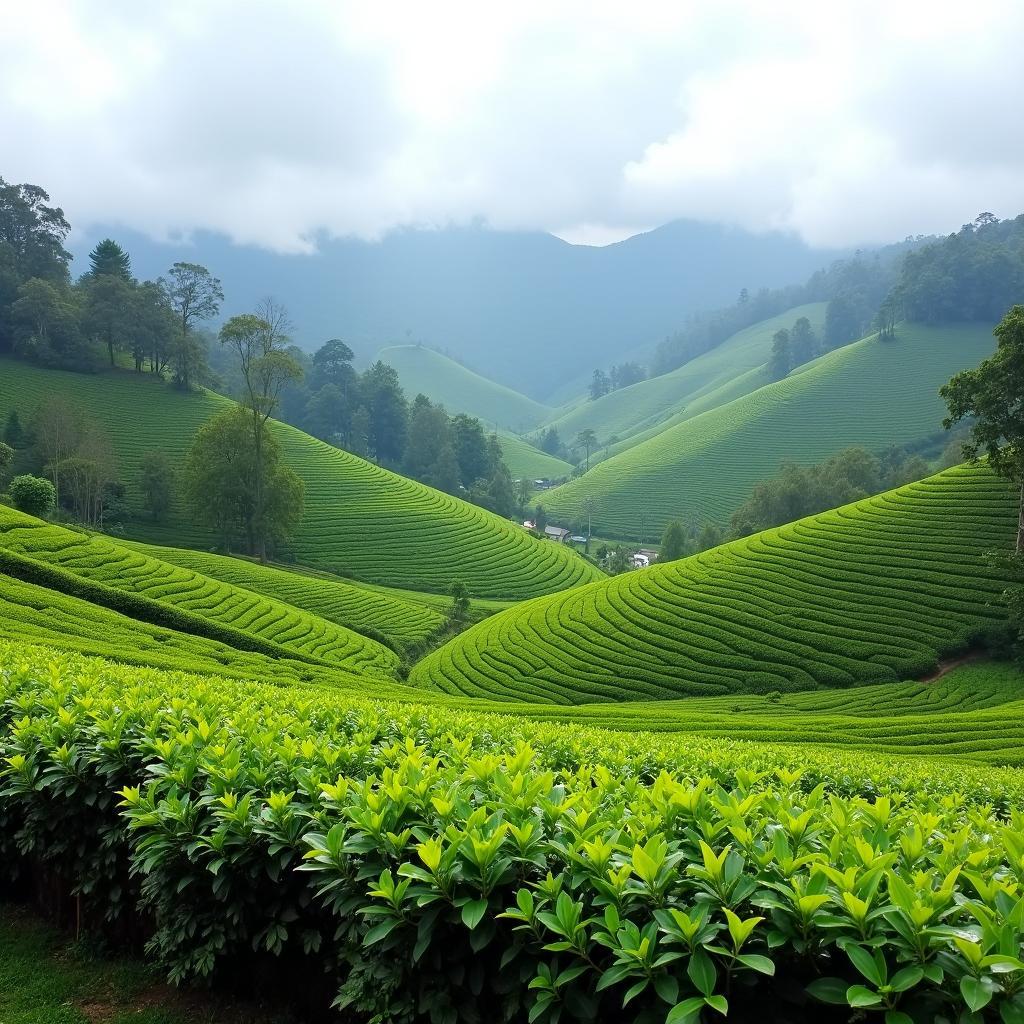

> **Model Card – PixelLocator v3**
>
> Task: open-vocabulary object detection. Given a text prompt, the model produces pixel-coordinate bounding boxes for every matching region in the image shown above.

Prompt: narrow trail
[918,650,986,684]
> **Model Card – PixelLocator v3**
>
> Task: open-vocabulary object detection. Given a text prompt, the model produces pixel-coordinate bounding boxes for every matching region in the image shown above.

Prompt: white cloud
[2,0,1022,250]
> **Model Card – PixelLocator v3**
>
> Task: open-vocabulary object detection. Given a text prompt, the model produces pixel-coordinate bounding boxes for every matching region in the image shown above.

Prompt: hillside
[412,463,1015,703]
[375,344,551,431]
[0,503,399,678]
[73,221,842,399]
[542,303,827,445]
[541,323,996,537]
[117,540,444,651]
[0,360,602,597]
[497,432,574,480]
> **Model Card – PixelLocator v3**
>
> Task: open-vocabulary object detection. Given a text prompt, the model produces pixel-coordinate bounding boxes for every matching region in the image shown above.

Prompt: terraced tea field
[540,303,826,446]
[0,359,601,597]
[413,463,1016,703]
[542,323,996,537]
[376,343,552,430]
[119,540,445,650]
[0,505,398,677]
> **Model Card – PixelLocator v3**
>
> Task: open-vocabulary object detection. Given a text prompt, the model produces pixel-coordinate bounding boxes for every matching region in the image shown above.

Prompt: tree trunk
[1017,481,1024,554]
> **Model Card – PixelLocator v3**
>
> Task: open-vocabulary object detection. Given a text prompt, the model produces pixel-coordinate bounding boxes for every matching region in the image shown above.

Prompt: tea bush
[2,642,1023,1023]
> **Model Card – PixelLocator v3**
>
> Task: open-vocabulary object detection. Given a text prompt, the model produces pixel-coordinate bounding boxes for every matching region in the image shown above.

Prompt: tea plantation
[0,504,399,677]
[413,463,1017,702]
[3,641,1024,1024]
[542,323,996,537]
[539,303,826,447]
[0,358,601,597]
[118,538,445,651]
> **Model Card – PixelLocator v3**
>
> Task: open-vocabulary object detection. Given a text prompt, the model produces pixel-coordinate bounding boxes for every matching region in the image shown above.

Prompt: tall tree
[160,262,223,388]
[789,316,819,366]
[219,302,303,562]
[660,520,688,561]
[182,407,304,554]
[139,451,175,521]
[87,238,132,280]
[0,179,71,284]
[574,428,598,472]
[360,361,408,466]
[82,273,133,366]
[767,328,791,381]
[941,305,1024,551]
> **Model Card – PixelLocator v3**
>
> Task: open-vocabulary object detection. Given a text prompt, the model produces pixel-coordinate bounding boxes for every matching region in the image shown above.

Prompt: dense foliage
[892,214,1024,327]
[415,463,1015,703]
[727,444,932,540]
[2,643,1024,1023]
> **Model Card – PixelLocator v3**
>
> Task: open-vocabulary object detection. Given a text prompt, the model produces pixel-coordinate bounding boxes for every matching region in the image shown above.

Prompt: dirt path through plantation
[918,650,986,683]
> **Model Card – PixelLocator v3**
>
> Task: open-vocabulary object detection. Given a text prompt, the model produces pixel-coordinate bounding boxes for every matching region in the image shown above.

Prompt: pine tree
[87,238,132,280]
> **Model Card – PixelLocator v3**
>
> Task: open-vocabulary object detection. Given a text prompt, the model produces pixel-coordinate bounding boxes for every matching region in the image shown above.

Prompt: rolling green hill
[412,463,1015,704]
[541,323,996,538]
[540,303,827,446]
[0,504,399,677]
[0,359,602,597]
[117,540,445,651]
[497,432,573,480]
[376,344,552,430]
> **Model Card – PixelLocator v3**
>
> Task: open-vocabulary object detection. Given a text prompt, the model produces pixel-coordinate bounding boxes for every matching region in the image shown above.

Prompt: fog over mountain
[70,221,842,398]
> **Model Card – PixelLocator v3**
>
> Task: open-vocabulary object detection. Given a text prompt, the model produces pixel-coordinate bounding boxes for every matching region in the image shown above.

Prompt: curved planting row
[542,323,997,538]
[0,359,602,597]
[412,463,1016,703]
[120,541,444,650]
[2,642,1024,1023]
[0,505,397,677]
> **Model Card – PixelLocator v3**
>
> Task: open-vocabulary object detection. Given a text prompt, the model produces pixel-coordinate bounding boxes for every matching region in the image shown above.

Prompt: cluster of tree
[233,335,518,517]
[650,243,919,377]
[727,445,932,540]
[1,177,225,384]
[588,361,647,400]
[885,213,1024,328]
[766,316,822,381]
[0,399,126,527]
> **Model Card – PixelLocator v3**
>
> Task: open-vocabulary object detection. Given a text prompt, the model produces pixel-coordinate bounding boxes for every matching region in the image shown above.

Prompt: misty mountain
[70,221,843,400]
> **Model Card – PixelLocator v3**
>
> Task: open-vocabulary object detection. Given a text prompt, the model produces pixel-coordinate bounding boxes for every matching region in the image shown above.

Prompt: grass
[0,358,602,598]
[412,462,1016,704]
[541,323,997,538]
[375,344,552,431]
[539,303,826,447]
[0,905,287,1023]
[0,505,398,677]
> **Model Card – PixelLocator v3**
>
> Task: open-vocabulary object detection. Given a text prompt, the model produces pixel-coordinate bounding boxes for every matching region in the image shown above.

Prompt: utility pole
[639,511,646,547]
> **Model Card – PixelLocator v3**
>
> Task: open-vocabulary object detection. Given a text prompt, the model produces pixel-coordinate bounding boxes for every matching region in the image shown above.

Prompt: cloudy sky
[3,0,1022,252]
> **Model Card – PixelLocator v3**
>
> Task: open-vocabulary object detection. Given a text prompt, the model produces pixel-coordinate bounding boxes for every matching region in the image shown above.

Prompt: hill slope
[542,303,827,445]
[0,504,398,677]
[411,463,1015,703]
[0,360,602,597]
[376,345,551,431]
[542,323,996,537]
[496,433,573,481]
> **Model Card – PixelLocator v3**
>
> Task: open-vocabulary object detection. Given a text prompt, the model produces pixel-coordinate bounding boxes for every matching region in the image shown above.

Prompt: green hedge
[2,642,1023,1023]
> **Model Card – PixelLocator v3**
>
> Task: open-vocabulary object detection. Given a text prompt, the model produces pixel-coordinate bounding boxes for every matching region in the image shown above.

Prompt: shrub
[7,474,55,518]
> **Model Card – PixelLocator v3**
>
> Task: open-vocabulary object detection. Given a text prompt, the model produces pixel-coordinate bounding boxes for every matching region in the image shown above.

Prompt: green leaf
[462,898,489,930]
[847,944,884,986]
[806,977,849,1005]
[736,953,775,975]
[889,966,924,992]
[623,979,648,1007]
[687,948,717,997]
[705,994,728,1015]
[847,985,883,1008]
[653,973,679,1005]
[666,997,706,1024]
[1001,994,1024,1024]
[885,1012,914,1024]
[961,976,992,1013]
